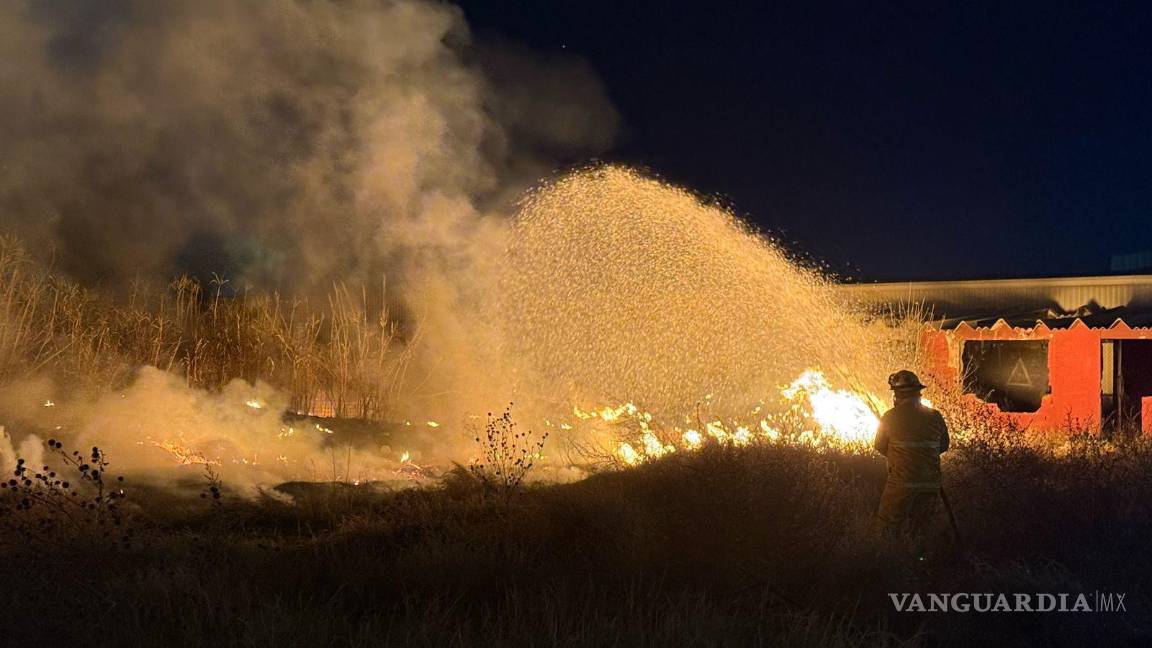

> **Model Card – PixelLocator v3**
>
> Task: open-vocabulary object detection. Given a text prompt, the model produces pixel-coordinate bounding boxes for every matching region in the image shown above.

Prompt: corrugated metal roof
[840,274,1152,330]
[842,274,1152,314]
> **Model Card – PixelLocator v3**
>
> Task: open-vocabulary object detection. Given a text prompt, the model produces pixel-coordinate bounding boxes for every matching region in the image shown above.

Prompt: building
[843,275,1152,435]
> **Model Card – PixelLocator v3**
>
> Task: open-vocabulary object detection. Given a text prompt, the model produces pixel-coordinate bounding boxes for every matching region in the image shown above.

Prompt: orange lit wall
[923,320,1152,434]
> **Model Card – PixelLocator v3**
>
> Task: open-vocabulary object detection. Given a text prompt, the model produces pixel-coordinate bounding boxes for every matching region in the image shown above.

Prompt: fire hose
[939,485,963,548]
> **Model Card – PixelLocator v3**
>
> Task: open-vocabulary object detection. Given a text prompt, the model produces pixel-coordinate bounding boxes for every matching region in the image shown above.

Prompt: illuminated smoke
[0,4,915,486]
[0,166,912,487]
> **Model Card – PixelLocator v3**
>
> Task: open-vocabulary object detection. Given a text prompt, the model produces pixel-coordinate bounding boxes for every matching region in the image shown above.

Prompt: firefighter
[873,370,949,537]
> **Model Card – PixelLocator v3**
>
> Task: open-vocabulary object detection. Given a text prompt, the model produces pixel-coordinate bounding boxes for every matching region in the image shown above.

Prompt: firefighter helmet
[888,369,926,392]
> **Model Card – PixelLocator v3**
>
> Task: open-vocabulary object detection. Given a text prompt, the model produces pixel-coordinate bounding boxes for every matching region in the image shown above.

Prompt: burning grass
[0,425,1149,647]
[0,230,930,486]
[1,194,1143,644]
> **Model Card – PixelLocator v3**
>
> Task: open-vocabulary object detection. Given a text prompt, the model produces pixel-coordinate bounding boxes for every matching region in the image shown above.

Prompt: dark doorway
[1101,340,1152,436]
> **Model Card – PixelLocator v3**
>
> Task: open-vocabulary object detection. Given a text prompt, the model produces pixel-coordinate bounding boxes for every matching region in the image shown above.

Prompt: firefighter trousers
[876,485,940,537]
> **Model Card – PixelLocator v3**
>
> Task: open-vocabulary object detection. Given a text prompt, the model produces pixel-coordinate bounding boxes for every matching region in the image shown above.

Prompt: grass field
[1,430,1149,647]
[3,237,1150,646]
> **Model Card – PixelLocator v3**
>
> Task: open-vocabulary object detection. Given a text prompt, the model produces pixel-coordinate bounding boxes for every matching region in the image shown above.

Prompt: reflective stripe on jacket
[873,400,949,489]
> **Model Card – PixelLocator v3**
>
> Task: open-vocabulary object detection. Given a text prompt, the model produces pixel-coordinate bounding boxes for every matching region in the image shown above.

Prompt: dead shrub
[0,440,130,549]
[468,404,548,499]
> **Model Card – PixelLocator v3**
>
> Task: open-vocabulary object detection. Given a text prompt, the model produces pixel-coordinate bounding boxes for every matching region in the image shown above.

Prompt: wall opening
[962,340,1050,412]
[1102,339,1152,436]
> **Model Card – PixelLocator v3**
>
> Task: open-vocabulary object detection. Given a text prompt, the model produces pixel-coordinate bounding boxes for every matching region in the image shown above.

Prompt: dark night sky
[461,0,1152,282]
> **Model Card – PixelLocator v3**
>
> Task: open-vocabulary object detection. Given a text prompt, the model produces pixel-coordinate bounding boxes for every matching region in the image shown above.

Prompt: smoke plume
[0,0,623,490]
[0,0,617,292]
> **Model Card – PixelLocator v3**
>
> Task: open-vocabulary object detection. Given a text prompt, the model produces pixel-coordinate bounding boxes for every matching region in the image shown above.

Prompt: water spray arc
[495,166,906,462]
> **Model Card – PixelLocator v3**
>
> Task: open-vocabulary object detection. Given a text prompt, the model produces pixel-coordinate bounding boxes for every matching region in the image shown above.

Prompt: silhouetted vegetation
[0,440,130,550]
[2,236,1145,645]
[0,422,1148,647]
[466,404,549,500]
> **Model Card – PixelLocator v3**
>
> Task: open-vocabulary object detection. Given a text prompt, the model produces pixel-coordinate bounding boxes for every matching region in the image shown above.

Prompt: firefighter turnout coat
[873,399,949,528]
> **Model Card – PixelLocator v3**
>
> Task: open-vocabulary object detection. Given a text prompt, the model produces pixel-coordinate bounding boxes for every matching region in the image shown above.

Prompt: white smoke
[0,0,619,492]
[0,367,466,495]
[0,0,616,292]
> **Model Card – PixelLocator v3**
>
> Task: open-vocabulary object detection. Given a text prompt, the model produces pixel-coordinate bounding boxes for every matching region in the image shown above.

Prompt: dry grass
[0,422,1149,647]
[0,237,413,419]
[3,237,1150,645]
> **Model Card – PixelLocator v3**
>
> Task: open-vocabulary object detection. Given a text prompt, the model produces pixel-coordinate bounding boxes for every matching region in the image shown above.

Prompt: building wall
[925,321,1152,434]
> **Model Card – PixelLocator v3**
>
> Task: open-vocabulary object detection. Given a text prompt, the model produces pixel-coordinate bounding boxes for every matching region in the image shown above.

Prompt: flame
[151,440,220,466]
[641,431,673,458]
[705,420,728,442]
[575,402,643,423]
[782,370,879,444]
[682,429,703,449]
[245,399,264,409]
[617,442,641,465]
[585,368,882,465]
